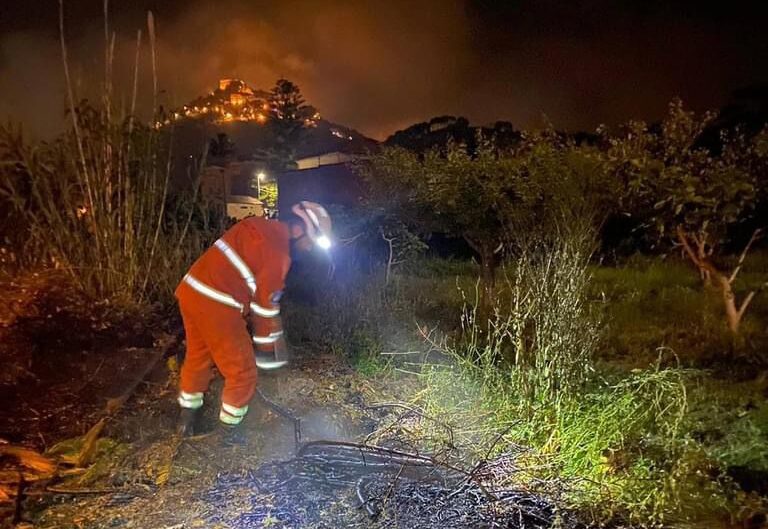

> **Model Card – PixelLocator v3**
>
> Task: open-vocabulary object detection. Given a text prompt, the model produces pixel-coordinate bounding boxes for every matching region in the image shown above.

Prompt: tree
[502,130,613,250]
[360,140,515,298]
[385,116,521,153]
[267,79,317,163]
[604,99,767,335]
[359,135,609,305]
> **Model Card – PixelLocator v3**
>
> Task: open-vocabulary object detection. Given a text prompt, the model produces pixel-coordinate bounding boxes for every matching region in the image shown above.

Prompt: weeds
[451,222,599,408]
[390,232,765,525]
[283,230,768,526]
[0,9,223,305]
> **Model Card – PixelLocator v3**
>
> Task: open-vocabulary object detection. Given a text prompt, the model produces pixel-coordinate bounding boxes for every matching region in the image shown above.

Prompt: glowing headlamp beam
[316,235,332,250]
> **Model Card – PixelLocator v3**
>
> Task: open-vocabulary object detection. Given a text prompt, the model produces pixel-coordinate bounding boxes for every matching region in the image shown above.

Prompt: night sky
[1,0,767,139]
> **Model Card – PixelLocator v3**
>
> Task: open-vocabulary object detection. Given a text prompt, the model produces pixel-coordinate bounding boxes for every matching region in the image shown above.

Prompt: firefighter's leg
[198,309,257,426]
[176,300,215,435]
[179,301,215,400]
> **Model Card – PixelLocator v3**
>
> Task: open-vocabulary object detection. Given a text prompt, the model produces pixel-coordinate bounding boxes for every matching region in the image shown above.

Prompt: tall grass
[0,5,222,305]
[452,223,600,408]
[419,361,697,523]
[281,225,768,525]
[409,228,728,525]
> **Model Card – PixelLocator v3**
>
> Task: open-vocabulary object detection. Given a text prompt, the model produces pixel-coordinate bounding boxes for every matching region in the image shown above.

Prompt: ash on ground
[198,443,579,529]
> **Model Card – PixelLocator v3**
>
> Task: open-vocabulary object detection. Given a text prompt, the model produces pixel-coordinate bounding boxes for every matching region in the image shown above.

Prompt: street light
[256,171,265,198]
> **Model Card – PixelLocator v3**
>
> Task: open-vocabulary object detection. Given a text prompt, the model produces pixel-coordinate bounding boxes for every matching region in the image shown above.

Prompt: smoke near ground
[1,0,767,140]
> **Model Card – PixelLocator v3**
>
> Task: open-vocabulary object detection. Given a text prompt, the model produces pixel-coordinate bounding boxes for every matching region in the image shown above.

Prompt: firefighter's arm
[249,253,290,368]
[249,259,285,350]
[250,314,283,349]
[250,299,289,369]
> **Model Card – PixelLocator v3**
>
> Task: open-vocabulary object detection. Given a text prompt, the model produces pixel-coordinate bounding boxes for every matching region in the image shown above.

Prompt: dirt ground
[14,357,385,529]
[0,273,403,528]
[0,273,575,529]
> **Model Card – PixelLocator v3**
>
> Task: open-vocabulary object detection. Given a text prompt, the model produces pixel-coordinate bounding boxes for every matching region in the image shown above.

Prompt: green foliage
[504,131,616,246]
[359,139,513,288]
[255,180,278,208]
[359,135,613,295]
[353,349,392,377]
[603,99,763,252]
[601,100,768,335]
[420,321,766,525]
[419,355,705,525]
[687,379,768,472]
[287,248,768,525]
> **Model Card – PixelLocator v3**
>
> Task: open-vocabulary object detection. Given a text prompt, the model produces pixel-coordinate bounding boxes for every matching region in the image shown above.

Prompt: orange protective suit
[175,216,291,424]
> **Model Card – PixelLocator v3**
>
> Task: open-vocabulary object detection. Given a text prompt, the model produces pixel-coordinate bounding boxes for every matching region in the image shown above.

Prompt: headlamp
[315,234,332,250]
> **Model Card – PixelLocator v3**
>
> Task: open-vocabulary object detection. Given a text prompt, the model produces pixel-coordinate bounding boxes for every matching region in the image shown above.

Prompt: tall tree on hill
[267,79,317,167]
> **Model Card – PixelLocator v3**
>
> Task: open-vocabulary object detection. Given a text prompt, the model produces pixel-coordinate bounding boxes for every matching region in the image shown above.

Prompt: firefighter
[174,201,332,438]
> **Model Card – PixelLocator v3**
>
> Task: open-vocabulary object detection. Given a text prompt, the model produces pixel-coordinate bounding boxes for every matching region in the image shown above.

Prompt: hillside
[164,79,377,178]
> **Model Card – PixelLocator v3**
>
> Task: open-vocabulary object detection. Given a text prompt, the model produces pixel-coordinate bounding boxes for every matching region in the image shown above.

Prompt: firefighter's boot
[176,407,199,437]
[218,423,248,447]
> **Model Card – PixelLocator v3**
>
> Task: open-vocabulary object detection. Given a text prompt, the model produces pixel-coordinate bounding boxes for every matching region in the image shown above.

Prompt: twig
[381,463,406,510]
[75,357,106,393]
[356,476,380,518]
[25,486,142,496]
[13,473,23,524]
[729,228,763,284]
[482,421,521,462]
[365,402,454,448]
[298,440,469,482]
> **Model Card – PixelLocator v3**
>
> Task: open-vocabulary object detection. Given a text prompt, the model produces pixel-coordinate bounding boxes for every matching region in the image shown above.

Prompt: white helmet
[291,201,333,250]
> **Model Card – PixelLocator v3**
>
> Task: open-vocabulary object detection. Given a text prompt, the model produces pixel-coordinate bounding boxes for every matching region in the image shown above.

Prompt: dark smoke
[1,0,767,140]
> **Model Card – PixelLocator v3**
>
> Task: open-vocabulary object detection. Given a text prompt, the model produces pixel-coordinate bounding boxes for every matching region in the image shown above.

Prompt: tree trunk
[676,226,760,336]
[480,246,498,294]
[693,235,712,286]
[382,233,395,286]
[718,274,742,334]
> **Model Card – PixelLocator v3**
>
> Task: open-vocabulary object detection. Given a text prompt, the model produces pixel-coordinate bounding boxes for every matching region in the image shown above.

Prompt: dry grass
[0,5,224,305]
